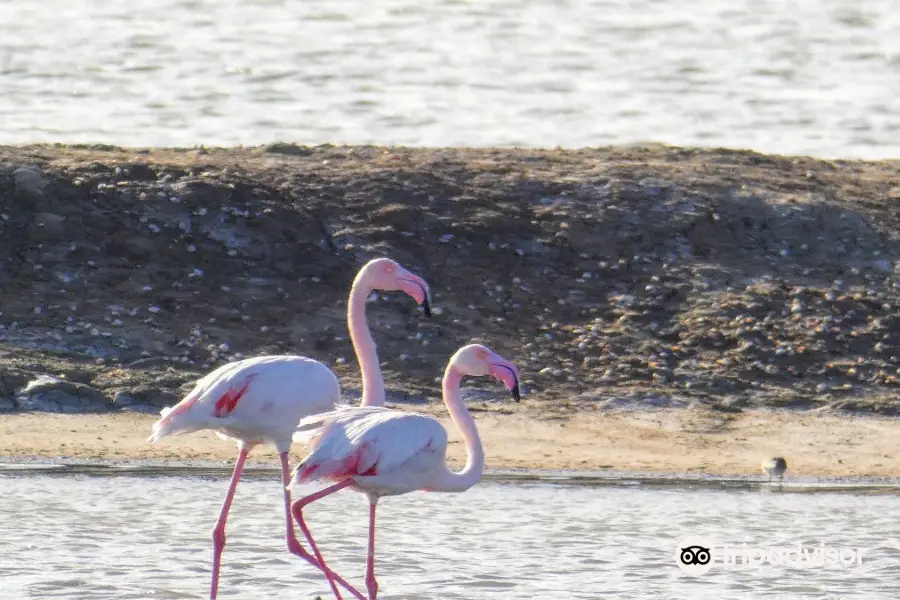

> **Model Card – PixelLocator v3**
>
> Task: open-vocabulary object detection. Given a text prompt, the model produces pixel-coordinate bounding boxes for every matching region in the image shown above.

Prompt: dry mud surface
[1,143,899,475]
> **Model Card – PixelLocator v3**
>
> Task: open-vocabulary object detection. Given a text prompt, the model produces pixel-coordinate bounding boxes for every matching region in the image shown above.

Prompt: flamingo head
[451,343,521,402]
[357,257,433,317]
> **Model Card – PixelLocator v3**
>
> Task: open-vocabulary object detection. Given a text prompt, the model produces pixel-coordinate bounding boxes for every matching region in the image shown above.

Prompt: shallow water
[1,0,898,158]
[2,468,900,599]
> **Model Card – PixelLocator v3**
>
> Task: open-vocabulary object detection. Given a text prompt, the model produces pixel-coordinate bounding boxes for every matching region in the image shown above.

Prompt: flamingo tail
[147,407,178,443]
[147,403,205,443]
[291,402,354,444]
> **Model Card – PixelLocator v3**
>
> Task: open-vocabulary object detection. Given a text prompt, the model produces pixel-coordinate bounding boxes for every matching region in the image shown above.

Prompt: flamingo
[146,257,432,600]
[287,343,521,600]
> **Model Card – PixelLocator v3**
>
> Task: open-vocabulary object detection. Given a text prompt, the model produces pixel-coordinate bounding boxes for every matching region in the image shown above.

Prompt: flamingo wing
[292,407,447,482]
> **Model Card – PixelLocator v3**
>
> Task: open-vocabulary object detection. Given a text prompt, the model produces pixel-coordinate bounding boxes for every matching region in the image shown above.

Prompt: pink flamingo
[287,343,521,600]
[146,258,432,600]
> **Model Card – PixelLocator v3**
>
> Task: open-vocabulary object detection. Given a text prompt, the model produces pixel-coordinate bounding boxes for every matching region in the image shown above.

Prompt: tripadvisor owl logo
[676,537,715,575]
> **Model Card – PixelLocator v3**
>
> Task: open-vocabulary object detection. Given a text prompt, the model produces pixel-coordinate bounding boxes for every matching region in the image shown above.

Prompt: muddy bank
[0,143,899,417]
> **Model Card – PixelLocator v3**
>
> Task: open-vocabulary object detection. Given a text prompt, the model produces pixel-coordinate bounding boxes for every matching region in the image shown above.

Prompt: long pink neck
[434,364,484,492]
[348,278,385,407]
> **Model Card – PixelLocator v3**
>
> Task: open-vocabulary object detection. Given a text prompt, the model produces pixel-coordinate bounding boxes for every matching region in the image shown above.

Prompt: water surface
[2,469,899,599]
[1,0,898,157]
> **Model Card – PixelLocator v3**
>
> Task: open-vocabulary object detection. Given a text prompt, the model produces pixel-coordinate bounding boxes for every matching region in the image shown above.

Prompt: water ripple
[0,0,896,156]
[1,472,900,598]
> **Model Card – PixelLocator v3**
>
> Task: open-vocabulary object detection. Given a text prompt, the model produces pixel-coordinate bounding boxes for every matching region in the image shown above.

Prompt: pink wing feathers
[212,373,257,417]
[291,407,447,484]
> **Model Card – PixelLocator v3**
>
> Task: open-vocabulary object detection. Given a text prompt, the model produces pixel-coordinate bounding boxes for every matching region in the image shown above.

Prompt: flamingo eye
[476,349,489,361]
[384,265,395,274]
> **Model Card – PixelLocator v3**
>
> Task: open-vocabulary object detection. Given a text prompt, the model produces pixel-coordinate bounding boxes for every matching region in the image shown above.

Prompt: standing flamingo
[146,257,432,600]
[287,343,521,600]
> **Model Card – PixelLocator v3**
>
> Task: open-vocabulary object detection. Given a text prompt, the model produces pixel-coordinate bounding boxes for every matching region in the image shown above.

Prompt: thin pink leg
[209,446,250,600]
[291,479,359,600]
[365,502,378,600]
[278,455,365,600]
[279,452,309,558]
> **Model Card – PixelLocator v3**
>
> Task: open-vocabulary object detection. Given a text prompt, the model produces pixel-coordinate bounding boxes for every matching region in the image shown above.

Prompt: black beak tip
[512,382,521,403]
[418,282,433,318]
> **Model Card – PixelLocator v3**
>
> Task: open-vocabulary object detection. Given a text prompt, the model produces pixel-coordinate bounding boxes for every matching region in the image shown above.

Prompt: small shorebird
[761,456,788,482]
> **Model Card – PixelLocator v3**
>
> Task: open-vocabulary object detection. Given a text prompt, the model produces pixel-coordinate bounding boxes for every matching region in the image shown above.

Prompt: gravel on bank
[0,143,899,417]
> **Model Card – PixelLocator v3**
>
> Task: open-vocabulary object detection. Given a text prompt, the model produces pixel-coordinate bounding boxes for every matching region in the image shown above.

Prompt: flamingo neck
[348,278,384,407]
[434,365,484,492]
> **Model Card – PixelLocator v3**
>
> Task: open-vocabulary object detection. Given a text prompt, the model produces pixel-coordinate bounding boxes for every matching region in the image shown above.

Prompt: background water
[2,470,900,599]
[0,0,898,158]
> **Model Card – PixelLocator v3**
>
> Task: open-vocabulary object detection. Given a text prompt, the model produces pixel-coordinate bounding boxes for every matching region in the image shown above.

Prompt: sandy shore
[1,406,896,478]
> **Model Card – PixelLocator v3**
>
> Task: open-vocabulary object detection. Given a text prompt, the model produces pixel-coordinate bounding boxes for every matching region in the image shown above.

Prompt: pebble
[582,356,601,368]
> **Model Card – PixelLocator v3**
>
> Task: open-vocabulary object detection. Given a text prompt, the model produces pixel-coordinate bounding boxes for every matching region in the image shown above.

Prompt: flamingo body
[292,406,449,497]
[149,355,340,452]
[289,344,522,600]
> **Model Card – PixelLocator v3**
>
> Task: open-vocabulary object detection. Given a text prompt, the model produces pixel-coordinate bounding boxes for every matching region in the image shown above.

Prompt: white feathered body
[290,406,449,498]
[148,355,341,452]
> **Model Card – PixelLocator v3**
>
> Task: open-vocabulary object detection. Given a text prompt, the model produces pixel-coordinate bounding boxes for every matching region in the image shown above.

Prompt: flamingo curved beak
[489,360,521,402]
[398,273,433,318]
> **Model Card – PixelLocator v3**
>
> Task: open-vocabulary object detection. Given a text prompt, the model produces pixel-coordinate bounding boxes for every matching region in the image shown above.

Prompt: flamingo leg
[365,502,378,600]
[210,446,250,600]
[291,479,360,600]
[278,455,365,600]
